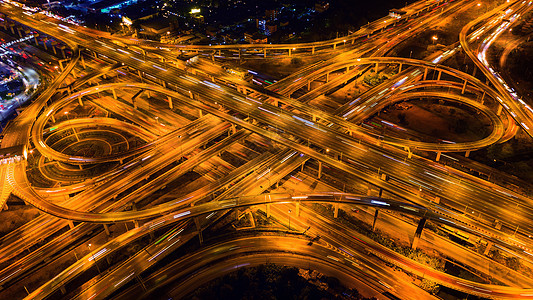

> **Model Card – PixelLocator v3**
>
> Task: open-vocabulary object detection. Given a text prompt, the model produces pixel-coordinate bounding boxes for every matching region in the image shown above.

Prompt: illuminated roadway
[0,0,533,299]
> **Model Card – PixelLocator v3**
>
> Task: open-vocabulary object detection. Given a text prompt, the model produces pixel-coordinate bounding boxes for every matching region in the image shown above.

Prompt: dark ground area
[187,263,377,300]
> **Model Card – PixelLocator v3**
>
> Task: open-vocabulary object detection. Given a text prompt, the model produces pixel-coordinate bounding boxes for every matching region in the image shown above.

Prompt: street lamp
[432,36,438,45]
[288,209,292,231]
[87,243,102,275]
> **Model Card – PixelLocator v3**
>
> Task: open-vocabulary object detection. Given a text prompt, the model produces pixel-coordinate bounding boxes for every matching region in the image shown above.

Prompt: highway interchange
[0,0,533,299]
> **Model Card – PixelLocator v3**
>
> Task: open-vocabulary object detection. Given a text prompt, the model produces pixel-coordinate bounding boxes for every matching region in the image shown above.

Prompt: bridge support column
[60,285,67,295]
[145,90,151,99]
[301,161,305,172]
[326,72,329,83]
[374,63,378,73]
[288,48,292,57]
[334,203,339,218]
[411,218,427,250]
[198,108,203,118]
[137,70,142,80]
[372,209,379,231]
[472,65,477,77]
[465,150,470,158]
[423,68,428,80]
[263,48,267,58]
[461,79,467,94]
[80,55,86,69]
[333,43,336,50]
[51,115,56,123]
[312,115,317,122]
[436,151,441,162]
[483,241,493,255]
[437,70,442,81]
[480,92,485,105]
[266,204,271,217]
[307,80,311,91]
[112,88,117,100]
[312,46,315,54]
[72,128,80,142]
[272,98,278,107]
[398,63,402,73]
[238,49,241,60]
[194,217,203,244]
[295,202,300,217]
[317,161,322,179]
[167,96,173,109]
[496,104,503,116]
[103,224,111,236]
[68,221,75,229]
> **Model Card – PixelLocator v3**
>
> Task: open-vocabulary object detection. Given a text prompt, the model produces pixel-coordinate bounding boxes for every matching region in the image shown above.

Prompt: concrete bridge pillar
[411,218,427,250]
[436,151,441,161]
[263,48,267,58]
[423,68,428,80]
[461,79,467,94]
[483,241,493,255]
[103,224,111,236]
[317,161,322,179]
[194,217,203,245]
[167,96,173,109]
[288,48,292,57]
[372,209,379,231]
[496,104,503,116]
[437,70,442,81]
[312,46,315,54]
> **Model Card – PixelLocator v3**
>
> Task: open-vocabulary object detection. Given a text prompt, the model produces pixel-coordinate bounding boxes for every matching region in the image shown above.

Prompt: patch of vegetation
[363,74,389,87]
[188,263,377,300]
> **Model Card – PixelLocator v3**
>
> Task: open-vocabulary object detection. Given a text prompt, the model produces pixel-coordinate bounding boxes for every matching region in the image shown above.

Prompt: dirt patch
[0,203,40,236]
[378,99,491,143]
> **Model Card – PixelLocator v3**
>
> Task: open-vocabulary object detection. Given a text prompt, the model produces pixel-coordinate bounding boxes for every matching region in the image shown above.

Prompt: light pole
[432,36,438,45]
[288,209,292,231]
[87,243,102,275]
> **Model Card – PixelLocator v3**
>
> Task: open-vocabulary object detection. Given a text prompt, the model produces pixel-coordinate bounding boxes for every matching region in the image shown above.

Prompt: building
[244,31,267,44]
[89,0,141,13]
[314,1,329,13]
[265,9,278,21]
[139,18,171,35]
[266,22,277,35]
